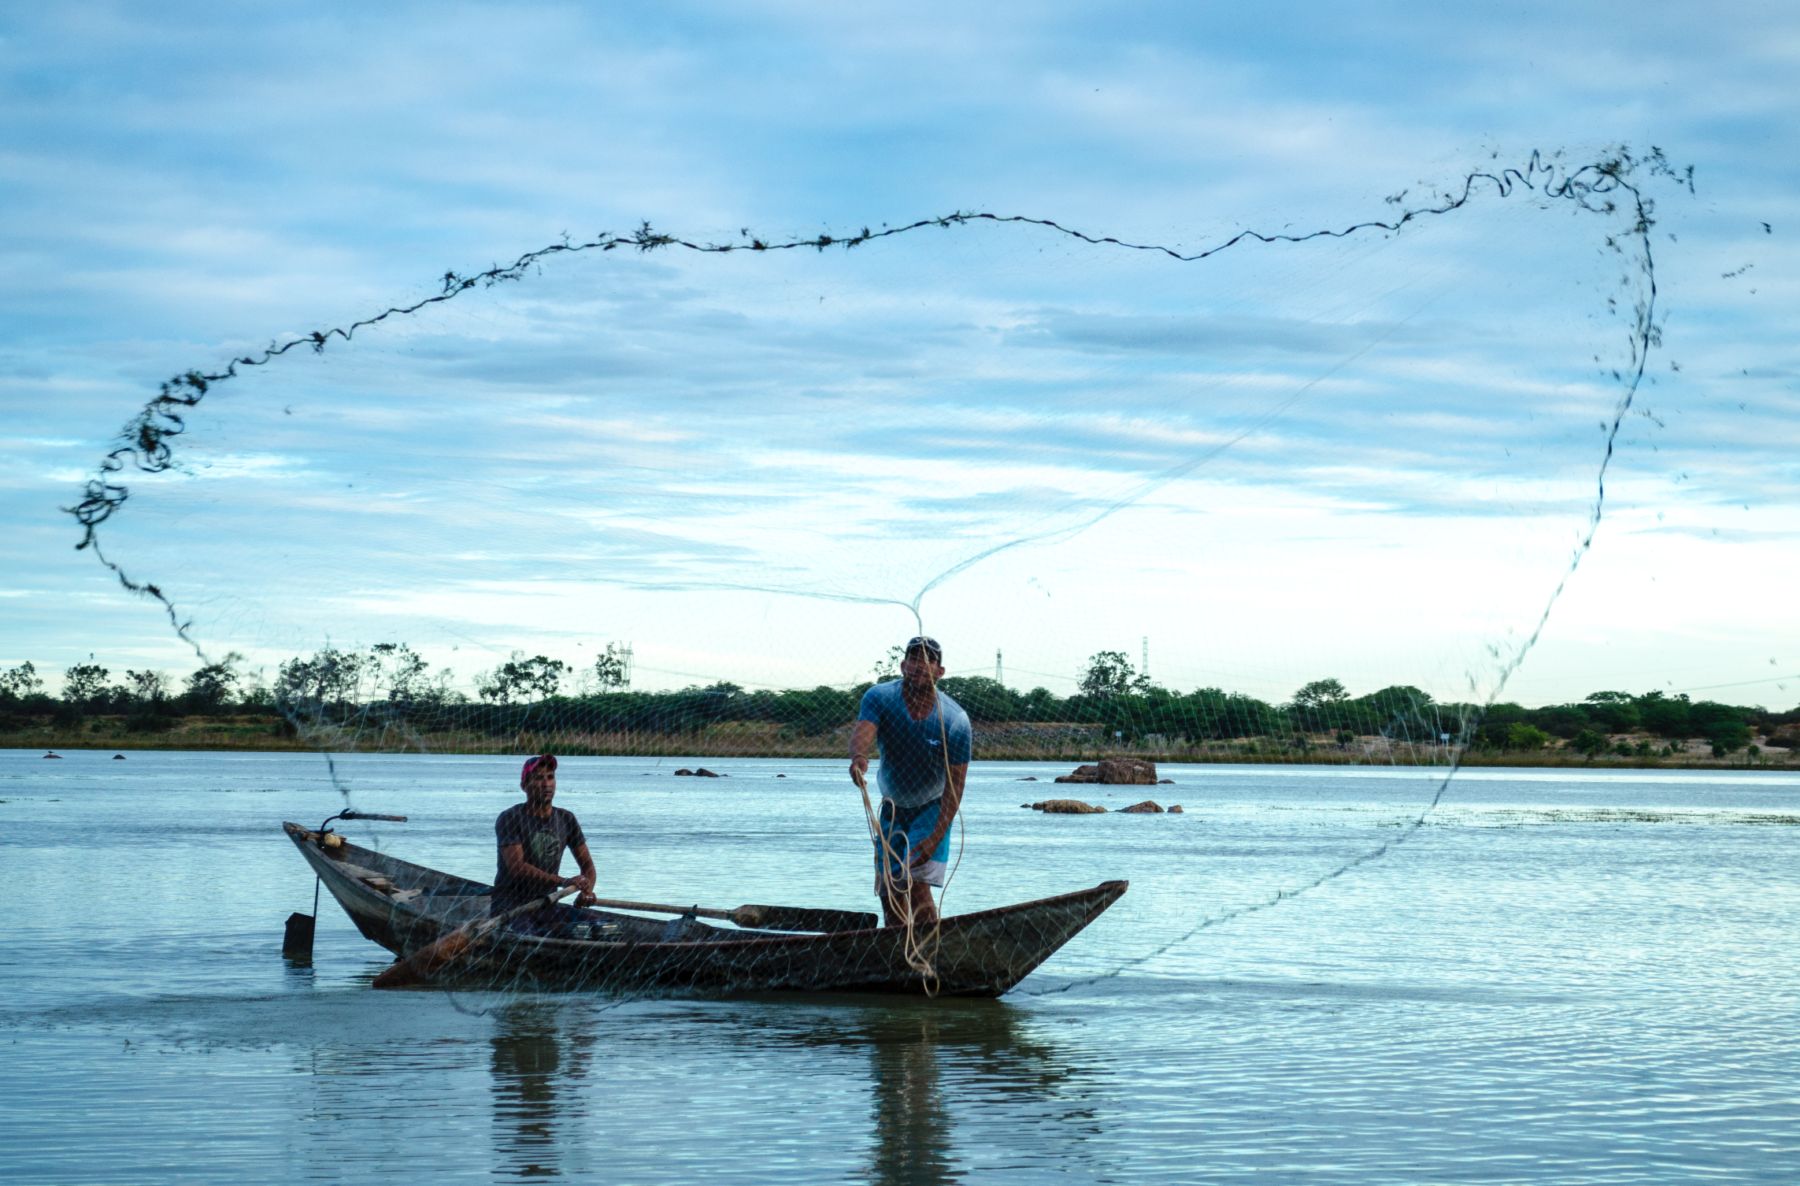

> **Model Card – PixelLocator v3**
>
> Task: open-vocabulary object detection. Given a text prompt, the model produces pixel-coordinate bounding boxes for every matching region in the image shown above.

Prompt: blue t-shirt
[858,681,973,808]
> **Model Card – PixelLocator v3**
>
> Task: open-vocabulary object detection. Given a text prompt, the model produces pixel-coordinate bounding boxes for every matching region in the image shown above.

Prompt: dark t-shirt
[494,803,586,907]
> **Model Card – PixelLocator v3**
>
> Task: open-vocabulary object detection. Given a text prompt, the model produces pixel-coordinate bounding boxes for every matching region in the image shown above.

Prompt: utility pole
[995,648,1003,685]
[1141,636,1149,681]
[621,643,634,691]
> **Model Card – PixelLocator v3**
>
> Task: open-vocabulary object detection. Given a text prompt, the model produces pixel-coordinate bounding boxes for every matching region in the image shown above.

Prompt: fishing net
[70,148,1689,997]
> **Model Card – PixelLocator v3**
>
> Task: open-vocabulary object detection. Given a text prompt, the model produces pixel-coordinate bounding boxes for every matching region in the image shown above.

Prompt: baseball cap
[904,636,943,660]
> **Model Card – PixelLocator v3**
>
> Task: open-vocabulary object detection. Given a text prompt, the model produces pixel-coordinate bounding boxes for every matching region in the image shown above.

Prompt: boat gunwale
[282,820,1127,953]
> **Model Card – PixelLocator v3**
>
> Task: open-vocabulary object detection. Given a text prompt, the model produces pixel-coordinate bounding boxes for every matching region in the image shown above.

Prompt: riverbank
[6,725,1791,770]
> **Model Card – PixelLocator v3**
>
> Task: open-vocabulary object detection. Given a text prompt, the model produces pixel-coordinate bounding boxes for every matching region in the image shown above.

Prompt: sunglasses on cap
[904,636,942,660]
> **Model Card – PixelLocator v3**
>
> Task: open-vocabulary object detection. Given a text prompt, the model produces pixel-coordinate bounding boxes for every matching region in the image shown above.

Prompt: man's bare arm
[849,719,878,787]
[499,843,587,893]
[911,762,967,865]
[570,841,598,904]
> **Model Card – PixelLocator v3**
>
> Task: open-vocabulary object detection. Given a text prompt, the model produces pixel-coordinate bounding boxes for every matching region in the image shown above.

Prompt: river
[2,749,1796,1183]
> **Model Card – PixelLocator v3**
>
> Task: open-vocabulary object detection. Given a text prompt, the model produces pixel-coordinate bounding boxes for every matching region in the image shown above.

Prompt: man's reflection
[866,1013,955,1186]
[768,1000,1088,1186]
[490,1004,586,1178]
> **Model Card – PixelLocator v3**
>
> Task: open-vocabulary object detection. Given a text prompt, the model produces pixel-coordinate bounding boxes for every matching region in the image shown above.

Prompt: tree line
[2,648,1792,756]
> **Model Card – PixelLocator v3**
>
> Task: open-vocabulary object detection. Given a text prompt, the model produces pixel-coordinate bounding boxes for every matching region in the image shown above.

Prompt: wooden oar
[588,897,878,934]
[372,886,580,989]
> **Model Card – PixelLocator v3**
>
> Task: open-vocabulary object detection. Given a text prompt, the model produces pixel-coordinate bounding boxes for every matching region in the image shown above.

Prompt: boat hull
[283,822,1125,997]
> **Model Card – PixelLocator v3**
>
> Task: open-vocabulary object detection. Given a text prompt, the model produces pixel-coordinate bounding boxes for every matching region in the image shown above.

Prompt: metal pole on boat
[283,810,407,962]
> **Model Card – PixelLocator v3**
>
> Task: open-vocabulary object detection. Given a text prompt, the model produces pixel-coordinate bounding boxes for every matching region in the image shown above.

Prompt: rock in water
[1035,799,1107,814]
[1121,800,1164,813]
[674,769,695,776]
[1167,805,1184,813]
[1098,758,1157,785]
[1054,758,1157,785]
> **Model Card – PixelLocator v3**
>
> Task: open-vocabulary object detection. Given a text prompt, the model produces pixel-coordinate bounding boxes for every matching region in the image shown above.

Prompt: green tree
[123,669,170,703]
[369,643,431,701]
[936,675,1019,721]
[0,661,43,700]
[1688,701,1751,753]
[1570,728,1608,759]
[62,661,111,705]
[870,645,906,682]
[1637,691,1690,738]
[275,647,366,711]
[479,652,569,704]
[184,653,243,713]
[1706,719,1751,755]
[593,642,631,691]
[1079,651,1135,698]
[1507,723,1551,751]
[1583,691,1641,732]
[1293,678,1349,709]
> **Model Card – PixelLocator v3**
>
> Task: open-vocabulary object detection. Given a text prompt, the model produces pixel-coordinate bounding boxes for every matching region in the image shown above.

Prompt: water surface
[3,750,1796,1183]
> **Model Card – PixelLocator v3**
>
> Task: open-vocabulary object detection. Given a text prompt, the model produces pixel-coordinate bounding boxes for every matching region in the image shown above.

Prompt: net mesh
[67,148,1688,998]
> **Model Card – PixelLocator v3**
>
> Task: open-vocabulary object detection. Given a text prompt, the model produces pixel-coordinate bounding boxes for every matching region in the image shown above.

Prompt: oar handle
[585,896,732,922]
[487,884,582,928]
[581,896,877,933]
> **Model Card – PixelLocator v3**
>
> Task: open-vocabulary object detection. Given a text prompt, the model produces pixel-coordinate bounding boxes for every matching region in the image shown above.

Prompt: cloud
[3,0,1798,704]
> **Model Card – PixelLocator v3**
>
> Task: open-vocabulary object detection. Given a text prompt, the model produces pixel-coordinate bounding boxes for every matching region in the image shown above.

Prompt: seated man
[494,753,598,930]
[848,636,972,928]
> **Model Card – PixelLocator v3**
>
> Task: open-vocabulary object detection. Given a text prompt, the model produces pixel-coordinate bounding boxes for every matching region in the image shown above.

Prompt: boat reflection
[483,995,1095,1184]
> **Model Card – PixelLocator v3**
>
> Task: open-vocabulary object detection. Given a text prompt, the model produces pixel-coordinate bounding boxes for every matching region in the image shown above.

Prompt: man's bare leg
[879,879,939,928]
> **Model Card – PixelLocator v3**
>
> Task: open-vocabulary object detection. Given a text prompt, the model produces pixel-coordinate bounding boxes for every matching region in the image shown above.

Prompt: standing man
[494,753,598,927]
[849,636,972,927]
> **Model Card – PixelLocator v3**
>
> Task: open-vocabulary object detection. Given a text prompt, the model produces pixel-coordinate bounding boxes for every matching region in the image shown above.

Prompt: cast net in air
[70,149,1686,997]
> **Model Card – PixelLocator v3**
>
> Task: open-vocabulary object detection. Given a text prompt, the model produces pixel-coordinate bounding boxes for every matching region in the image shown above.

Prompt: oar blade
[373,928,473,989]
[731,905,879,933]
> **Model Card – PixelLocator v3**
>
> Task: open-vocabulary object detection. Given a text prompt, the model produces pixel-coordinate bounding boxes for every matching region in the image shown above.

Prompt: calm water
[2,749,1797,1184]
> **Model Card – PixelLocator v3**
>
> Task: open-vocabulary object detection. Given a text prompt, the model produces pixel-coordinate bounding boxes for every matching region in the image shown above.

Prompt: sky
[2,1,1797,710]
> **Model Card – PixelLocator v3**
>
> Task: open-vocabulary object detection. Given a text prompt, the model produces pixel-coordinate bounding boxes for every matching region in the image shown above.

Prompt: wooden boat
[283,822,1127,997]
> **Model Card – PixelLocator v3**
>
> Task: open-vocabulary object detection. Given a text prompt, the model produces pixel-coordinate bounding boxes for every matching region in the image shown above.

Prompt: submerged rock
[1099,758,1158,785]
[1033,799,1107,814]
[1054,758,1157,785]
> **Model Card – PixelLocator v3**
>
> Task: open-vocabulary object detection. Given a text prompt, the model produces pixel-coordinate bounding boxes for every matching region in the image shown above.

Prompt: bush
[1569,728,1607,758]
[1507,723,1550,751]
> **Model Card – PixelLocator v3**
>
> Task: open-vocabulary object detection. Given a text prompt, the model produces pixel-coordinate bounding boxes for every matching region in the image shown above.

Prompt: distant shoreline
[7,734,1791,772]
